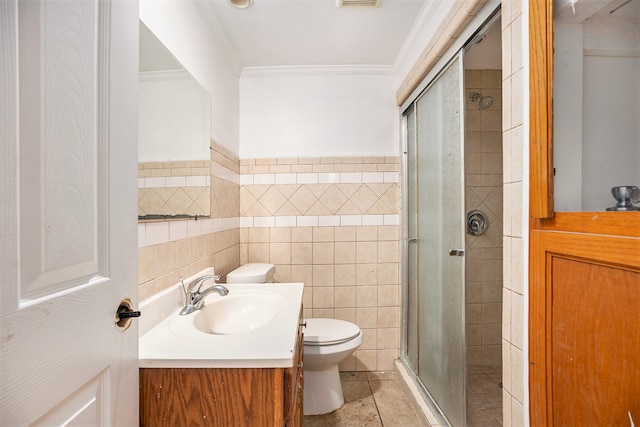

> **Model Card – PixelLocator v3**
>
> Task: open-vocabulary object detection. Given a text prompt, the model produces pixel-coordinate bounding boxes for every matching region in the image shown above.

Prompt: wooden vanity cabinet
[139,311,304,426]
[284,316,304,426]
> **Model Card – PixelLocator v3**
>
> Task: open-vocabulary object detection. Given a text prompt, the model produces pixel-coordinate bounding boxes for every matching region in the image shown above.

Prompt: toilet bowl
[226,263,363,415]
[302,318,363,415]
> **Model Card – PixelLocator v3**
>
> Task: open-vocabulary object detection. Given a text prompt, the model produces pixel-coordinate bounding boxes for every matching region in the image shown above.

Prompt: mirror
[138,21,211,221]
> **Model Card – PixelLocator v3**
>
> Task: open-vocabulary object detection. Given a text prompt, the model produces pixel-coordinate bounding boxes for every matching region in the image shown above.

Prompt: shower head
[479,95,493,109]
[469,92,494,109]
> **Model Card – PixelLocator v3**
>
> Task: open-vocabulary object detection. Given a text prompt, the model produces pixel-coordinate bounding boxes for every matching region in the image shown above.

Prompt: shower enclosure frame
[401,50,467,427]
[399,4,502,426]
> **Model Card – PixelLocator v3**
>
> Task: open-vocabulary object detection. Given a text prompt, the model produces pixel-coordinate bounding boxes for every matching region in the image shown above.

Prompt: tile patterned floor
[466,365,503,427]
[303,367,503,426]
[303,371,427,427]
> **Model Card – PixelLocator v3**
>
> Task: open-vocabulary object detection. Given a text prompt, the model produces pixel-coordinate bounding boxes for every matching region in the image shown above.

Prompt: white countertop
[139,272,304,369]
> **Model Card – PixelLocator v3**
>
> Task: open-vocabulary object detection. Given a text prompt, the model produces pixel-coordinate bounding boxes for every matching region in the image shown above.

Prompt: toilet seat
[303,318,361,346]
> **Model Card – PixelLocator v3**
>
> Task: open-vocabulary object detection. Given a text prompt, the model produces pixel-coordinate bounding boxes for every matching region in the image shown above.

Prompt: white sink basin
[193,290,284,335]
[138,274,304,369]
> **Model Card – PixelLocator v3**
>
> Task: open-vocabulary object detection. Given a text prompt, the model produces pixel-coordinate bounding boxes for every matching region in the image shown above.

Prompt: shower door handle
[408,238,418,243]
[449,249,465,256]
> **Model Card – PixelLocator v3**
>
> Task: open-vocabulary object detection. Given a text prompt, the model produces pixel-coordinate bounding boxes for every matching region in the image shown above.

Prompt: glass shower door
[406,52,466,426]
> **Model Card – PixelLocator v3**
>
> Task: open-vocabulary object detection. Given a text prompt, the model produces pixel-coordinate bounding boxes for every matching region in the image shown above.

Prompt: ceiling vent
[337,0,382,8]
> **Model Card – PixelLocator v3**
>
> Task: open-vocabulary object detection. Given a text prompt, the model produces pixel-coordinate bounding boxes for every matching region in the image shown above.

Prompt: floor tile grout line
[367,377,382,426]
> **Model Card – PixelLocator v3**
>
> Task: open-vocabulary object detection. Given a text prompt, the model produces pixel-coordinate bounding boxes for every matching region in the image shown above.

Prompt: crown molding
[392,0,442,71]
[240,64,394,78]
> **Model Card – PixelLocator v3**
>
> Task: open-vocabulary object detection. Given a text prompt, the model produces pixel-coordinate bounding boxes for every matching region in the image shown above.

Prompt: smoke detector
[336,0,382,7]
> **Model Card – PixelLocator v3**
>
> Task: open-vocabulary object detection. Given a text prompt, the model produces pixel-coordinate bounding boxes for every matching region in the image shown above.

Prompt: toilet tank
[226,263,275,284]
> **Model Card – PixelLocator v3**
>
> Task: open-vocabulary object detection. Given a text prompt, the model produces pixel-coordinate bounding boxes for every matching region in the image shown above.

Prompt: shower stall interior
[401,11,502,427]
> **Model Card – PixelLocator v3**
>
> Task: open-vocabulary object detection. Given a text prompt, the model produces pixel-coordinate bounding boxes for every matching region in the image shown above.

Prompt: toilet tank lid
[226,263,275,283]
[303,318,361,345]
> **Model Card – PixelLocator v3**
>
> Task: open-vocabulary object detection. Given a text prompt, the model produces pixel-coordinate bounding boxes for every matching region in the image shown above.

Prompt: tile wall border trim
[211,161,240,185]
[139,214,400,248]
[241,171,400,185]
[139,175,210,188]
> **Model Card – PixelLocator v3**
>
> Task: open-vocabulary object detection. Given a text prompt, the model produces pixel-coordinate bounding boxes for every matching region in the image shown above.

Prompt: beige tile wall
[138,141,241,301]
[465,69,504,367]
[138,160,210,217]
[501,1,527,425]
[211,145,241,219]
[138,154,401,372]
[138,160,210,178]
[138,228,239,300]
[239,157,402,371]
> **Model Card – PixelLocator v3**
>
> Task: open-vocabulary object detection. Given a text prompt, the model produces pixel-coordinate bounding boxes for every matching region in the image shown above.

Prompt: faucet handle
[190,274,222,293]
[179,276,187,298]
[198,275,221,291]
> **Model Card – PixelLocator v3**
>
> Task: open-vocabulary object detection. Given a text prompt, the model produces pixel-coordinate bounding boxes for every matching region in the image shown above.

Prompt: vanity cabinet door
[285,313,304,426]
[140,367,285,426]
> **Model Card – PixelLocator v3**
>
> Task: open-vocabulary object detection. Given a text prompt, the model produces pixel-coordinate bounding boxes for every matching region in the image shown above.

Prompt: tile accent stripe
[240,214,400,228]
[139,214,400,247]
[140,156,400,247]
[138,217,240,247]
[211,162,240,185]
[240,171,400,185]
[139,176,210,188]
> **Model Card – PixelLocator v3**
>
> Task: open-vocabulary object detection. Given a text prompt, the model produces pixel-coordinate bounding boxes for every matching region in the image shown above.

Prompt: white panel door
[0,0,139,425]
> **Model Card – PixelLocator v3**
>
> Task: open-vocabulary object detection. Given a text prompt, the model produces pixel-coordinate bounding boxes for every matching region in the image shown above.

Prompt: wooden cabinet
[284,317,304,426]
[529,3,640,425]
[529,229,640,425]
[140,312,304,426]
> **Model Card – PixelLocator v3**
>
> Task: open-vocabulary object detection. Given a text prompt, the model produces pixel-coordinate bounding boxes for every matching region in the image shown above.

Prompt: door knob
[115,298,141,330]
[118,308,141,319]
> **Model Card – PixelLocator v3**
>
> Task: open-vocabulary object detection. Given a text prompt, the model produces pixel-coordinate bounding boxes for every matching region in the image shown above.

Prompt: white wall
[236,1,466,160]
[239,69,397,158]
[139,0,240,155]
[235,1,461,160]
[138,71,210,162]
[135,0,463,161]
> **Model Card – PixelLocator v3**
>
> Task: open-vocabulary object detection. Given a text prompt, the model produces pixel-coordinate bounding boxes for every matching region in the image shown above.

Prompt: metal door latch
[115,298,141,330]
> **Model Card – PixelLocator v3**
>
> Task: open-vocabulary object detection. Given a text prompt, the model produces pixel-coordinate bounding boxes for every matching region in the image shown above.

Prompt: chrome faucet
[179,274,229,315]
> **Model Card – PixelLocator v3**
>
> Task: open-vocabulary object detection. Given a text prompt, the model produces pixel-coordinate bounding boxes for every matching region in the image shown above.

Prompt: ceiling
[194,0,426,68]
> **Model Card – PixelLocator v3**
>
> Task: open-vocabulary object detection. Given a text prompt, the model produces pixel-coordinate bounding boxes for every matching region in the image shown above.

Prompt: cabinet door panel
[140,368,283,426]
[530,231,640,425]
[552,257,640,425]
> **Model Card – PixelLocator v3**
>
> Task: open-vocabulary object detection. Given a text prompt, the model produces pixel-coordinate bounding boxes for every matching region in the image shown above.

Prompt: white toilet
[302,317,363,415]
[226,262,275,284]
[226,263,363,416]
